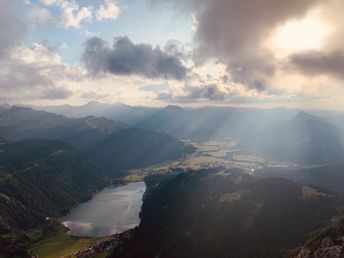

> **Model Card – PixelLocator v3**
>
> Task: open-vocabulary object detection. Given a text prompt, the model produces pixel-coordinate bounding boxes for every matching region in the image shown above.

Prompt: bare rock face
[297,248,311,258]
[313,245,343,258]
[321,237,334,248]
[296,237,344,258]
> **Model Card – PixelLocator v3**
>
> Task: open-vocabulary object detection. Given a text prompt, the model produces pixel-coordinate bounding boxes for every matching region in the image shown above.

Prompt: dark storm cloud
[163,39,191,61]
[151,0,321,90]
[0,0,26,57]
[82,36,188,80]
[290,50,344,80]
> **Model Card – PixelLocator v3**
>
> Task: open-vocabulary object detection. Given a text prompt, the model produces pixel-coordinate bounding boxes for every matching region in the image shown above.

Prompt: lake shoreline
[60,181,146,238]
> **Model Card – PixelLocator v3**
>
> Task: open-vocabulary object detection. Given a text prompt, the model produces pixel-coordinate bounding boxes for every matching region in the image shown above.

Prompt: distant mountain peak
[292,110,324,123]
[82,101,108,107]
[83,101,129,108]
[295,110,311,117]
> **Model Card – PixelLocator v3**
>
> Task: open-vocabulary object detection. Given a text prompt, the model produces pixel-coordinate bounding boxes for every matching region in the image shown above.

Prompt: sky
[1,0,344,110]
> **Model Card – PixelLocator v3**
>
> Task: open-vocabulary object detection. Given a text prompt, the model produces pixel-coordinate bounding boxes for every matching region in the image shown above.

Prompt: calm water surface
[61,182,146,237]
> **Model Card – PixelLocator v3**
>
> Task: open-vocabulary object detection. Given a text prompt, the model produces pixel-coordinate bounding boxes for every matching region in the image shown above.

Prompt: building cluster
[72,230,134,258]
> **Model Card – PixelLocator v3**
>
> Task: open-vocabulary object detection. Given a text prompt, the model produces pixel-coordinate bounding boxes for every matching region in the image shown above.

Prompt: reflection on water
[61,182,146,237]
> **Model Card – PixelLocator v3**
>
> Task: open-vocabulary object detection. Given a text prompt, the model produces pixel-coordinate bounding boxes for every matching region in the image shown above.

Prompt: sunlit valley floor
[1,104,344,258]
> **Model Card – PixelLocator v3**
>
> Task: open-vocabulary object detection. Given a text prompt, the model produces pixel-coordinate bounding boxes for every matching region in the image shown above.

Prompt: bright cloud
[96,0,121,21]
[40,0,93,28]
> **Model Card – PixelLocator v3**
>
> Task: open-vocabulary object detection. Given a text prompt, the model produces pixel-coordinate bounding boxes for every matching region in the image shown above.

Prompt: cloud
[289,50,344,80]
[139,83,170,93]
[156,83,307,105]
[0,1,75,102]
[80,91,98,99]
[60,1,92,28]
[151,0,323,91]
[96,0,121,21]
[0,0,26,57]
[157,84,226,102]
[40,0,57,5]
[80,30,96,37]
[40,87,72,99]
[82,36,188,80]
[40,0,93,28]
[0,42,81,102]
[284,1,344,82]
[184,84,226,100]
[60,42,69,49]
[164,39,191,61]
[189,14,198,31]
[40,0,122,28]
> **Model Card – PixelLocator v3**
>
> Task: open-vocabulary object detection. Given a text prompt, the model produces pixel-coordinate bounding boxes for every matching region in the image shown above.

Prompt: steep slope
[0,107,194,171]
[111,169,344,258]
[239,111,344,165]
[0,139,107,257]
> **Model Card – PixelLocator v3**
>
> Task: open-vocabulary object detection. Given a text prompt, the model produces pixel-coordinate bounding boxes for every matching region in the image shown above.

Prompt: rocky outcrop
[297,237,344,258]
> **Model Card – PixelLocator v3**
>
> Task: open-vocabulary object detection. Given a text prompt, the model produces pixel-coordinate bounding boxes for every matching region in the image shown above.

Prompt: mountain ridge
[0,106,194,171]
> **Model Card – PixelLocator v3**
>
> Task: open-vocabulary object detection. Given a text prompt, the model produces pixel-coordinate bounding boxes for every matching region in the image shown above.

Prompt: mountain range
[32,102,344,165]
[35,102,299,140]
[0,106,194,171]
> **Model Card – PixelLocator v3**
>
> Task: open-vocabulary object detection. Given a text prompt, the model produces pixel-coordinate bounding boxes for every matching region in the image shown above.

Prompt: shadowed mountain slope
[111,169,344,258]
[0,139,107,257]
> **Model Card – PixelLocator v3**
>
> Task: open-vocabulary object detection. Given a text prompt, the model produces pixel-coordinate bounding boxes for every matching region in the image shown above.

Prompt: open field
[29,226,106,258]
[125,139,300,178]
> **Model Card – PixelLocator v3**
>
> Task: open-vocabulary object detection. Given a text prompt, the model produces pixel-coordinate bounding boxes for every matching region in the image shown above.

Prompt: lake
[61,181,146,237]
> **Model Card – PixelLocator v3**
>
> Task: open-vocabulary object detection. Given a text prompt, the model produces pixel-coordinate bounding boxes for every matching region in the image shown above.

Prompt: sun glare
[272,17,330,55]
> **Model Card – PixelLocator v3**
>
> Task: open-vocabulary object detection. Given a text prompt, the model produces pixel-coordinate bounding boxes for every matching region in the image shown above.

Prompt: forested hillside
[111,169,344,258]
[0,139,107,256]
